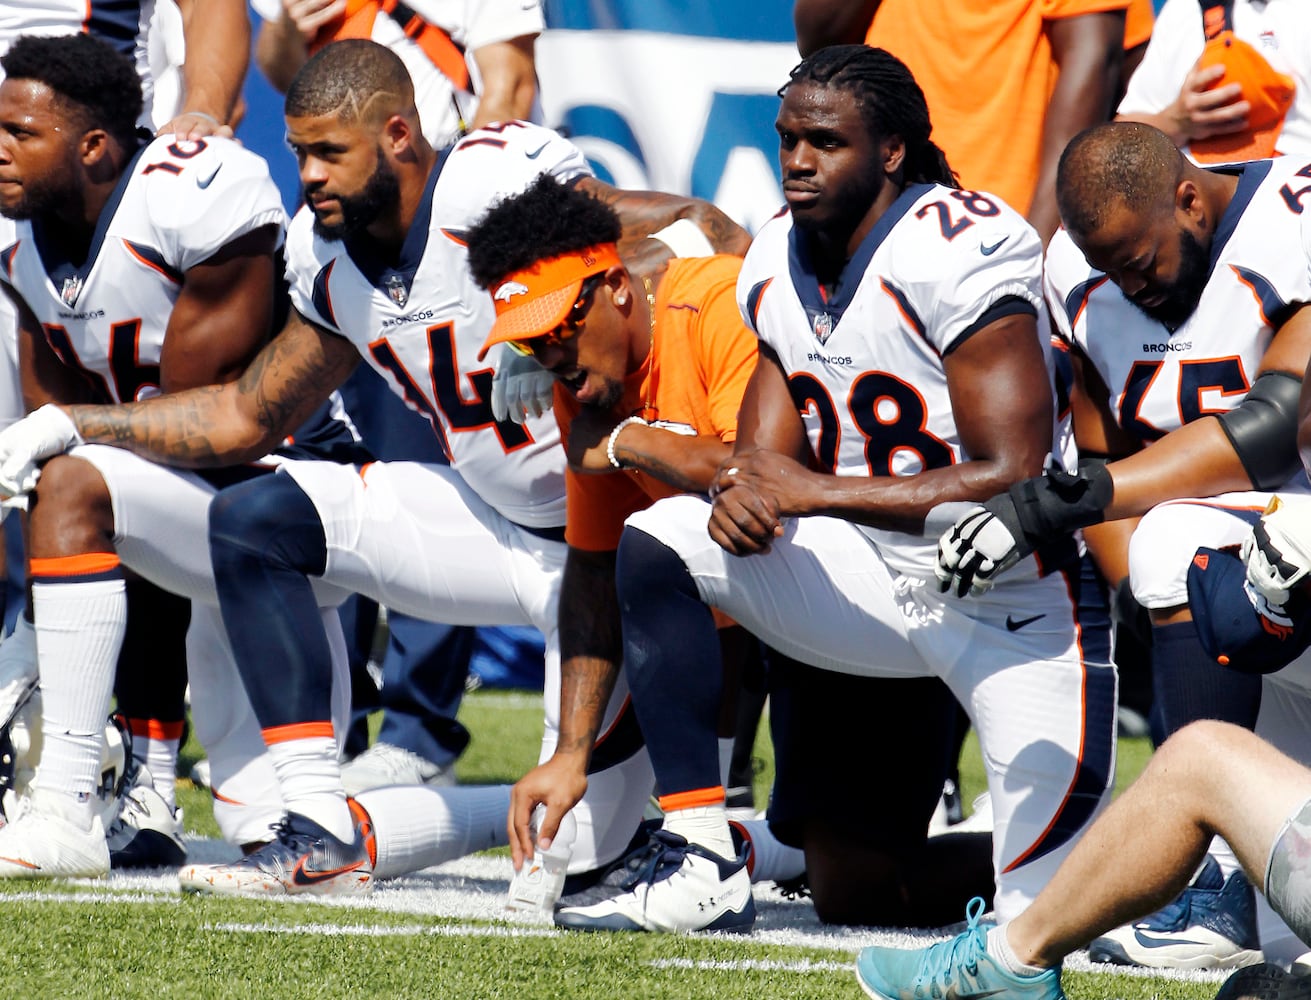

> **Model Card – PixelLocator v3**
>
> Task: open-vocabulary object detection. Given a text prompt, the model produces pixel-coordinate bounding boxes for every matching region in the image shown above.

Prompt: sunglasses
[505,273,605,357]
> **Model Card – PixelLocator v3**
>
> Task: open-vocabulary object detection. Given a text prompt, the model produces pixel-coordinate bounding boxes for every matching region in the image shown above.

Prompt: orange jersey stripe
[261,721,334,744]
[658,786,726,812]
[29,553,120,577]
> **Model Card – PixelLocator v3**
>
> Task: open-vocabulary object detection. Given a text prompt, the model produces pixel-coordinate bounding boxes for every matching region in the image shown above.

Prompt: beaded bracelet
[607,416,649,469]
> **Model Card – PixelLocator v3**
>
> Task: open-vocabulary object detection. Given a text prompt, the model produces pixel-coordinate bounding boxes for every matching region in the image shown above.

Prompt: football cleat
[1088,856,1262,970]
[340,742,455,795]
[106,762,186,869]
[1214,963,1311,1000]
[554,829,754,934]
[179,799,375,897]
[856,897,1066,1000]
[0,788,109,878]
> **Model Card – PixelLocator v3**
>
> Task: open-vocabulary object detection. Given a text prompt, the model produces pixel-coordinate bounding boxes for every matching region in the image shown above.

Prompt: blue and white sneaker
[1088,856,1262,970]
[179,800,375,897]
[554,829,754,933]
[856,897,1065,1000]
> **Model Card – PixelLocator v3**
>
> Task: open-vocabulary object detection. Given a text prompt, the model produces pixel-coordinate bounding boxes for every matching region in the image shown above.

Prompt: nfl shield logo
[60,275,82,308]
[385,274,408,308]
[812,310,833,344]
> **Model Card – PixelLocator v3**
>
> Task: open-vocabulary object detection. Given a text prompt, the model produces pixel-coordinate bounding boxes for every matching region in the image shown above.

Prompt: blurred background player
[1118,0,1311,161]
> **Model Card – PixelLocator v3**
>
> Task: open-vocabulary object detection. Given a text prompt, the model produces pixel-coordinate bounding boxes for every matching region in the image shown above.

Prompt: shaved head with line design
[285,38,417,130]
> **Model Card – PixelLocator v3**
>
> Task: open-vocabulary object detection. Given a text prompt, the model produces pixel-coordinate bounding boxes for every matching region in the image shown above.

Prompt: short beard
[1131,227,1210,328]
[585,376,625,413]
[310,150,401,242]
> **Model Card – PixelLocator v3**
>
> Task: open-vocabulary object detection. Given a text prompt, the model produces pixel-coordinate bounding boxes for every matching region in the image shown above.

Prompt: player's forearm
[1102,417,1257,520]
[555,549,622,755]
[181,0,251,122]
[469,36,538,129]
[809,454,1047,534]
[580,180,751,258]
[254,16,309,95]
[65,386,277,468]
[608,424,731,494]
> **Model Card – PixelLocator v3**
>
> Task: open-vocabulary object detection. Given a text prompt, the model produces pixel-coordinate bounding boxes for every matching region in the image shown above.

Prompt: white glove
[1243,496,1311,608]
[935,505,1025,598]
[0,404,83,499]
[491,346,555,425]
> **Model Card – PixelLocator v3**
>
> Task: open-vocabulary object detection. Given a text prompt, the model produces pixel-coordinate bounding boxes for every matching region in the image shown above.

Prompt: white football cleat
[554,829,754,933]
[340,742,455,795]
[0,789,109,878]
[180,800,375,897]
[107,763,186,868]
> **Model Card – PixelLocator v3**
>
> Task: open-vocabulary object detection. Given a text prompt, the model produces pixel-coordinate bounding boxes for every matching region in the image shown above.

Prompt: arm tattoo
[68,321,358,467]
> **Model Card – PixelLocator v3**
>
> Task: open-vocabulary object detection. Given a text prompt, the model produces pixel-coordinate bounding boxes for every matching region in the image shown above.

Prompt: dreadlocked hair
[782,45,959,189]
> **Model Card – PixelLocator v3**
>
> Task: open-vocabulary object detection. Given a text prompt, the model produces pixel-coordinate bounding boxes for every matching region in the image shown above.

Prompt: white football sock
[662,803,735,859]
[360,784,511,879]
[264,733,353,842]
[127,725,180,810]
[33,573,125,807]
[730,818,805,882]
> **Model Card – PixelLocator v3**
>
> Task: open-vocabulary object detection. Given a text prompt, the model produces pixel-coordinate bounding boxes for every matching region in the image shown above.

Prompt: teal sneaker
[855,897,1066,1000]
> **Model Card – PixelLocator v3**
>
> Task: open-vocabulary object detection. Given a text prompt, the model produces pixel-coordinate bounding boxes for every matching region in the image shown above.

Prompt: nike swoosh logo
[0,855,39,870]
[1133,929,1208,949]
[525,142,550,159]
[980,237,1007,256]
[1005,613,1045,631]
[292,855,366,885]
[196,163,222,189]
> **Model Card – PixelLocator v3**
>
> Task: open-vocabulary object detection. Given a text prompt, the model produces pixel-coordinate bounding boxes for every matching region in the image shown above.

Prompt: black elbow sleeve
[1216,371,1303,490]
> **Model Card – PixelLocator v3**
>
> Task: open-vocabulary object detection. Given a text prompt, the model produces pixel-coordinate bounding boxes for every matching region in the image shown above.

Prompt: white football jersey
[0,134,285,403]
[286,122,591,530]
[1047,157,1311,489]
[738,183,1050,578]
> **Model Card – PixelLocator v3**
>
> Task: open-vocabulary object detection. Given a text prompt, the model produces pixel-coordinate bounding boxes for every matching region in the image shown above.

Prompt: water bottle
[505,806,577,920]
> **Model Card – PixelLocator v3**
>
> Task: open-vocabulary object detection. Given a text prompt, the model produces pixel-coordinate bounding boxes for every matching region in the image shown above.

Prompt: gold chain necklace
[641,275,658,420]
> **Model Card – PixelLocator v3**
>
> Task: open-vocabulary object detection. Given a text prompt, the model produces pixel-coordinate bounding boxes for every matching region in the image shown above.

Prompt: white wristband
[607,416,648,469]
[648,218,714,258]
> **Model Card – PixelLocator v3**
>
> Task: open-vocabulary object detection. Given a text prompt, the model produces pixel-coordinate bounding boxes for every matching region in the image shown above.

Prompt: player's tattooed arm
[577,179,752,258]
[65,310,360,467]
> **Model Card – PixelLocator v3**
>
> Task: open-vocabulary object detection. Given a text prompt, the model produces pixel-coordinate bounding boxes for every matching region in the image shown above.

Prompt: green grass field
[3,690,1217,1000]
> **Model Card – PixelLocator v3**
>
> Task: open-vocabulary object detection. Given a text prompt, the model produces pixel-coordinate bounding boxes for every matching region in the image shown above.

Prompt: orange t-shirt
[559,255,758,552]
[867,0,1132,215]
